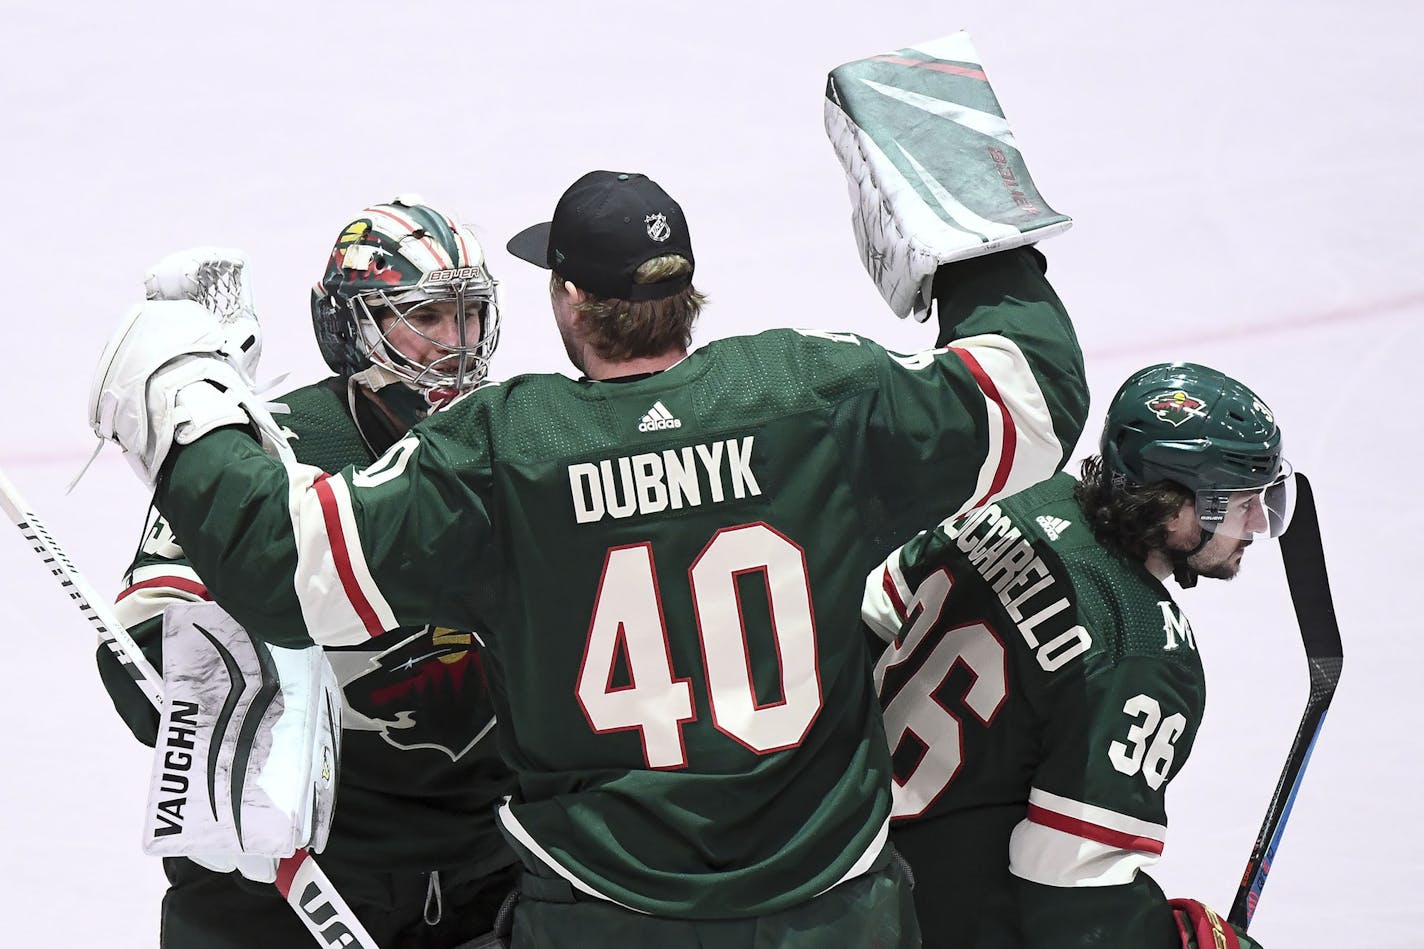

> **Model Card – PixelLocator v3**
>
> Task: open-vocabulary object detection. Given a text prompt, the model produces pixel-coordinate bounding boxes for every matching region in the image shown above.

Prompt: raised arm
[88,298,492,649]
[816,245,1087,541]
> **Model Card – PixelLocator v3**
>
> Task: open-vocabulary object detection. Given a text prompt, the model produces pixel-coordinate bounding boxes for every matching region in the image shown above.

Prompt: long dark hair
[1074,455,1191,561]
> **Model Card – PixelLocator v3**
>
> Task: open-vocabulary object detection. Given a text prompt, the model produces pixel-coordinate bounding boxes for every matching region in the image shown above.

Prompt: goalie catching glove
[88,246,292,487]
[88,298,291,488]
[143,602,341,884]
[143,246,262,381]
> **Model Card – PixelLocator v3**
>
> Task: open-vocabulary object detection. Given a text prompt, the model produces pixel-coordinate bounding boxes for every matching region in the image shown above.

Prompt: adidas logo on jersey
[1036,515,1071,541]
[638,401,682,432]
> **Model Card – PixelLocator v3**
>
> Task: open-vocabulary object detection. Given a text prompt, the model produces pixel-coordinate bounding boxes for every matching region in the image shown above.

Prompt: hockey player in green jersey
[94,199,518,949]
[87,162,1089,947]
[863,362,1289,949]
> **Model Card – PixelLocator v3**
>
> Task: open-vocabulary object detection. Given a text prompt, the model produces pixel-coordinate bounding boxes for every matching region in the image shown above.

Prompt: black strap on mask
[1170,526,1214,589]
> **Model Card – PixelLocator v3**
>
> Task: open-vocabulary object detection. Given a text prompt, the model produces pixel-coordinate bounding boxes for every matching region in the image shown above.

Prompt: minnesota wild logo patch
[1145,389,1207,427]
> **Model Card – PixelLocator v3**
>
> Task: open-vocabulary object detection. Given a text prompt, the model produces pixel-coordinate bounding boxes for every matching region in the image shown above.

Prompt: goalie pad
[142,602,342,879]
[824,31,1072,320]
[88,300,293,487]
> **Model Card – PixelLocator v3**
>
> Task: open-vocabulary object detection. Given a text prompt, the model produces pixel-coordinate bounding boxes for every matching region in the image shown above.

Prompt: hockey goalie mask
[1103,362,1295,540]
[311,196,501,396]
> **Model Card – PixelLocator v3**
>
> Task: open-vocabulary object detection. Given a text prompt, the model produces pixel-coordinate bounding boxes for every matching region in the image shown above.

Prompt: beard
[1188,537,1251,581]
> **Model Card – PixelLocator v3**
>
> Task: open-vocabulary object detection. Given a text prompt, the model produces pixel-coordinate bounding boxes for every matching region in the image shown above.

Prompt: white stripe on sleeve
[1008,817,1162,888]
[287,463,399,646]
[113,563,210,628]
[1028,788,1168,844]
[951,334,1066,513]
[862,549,910,646]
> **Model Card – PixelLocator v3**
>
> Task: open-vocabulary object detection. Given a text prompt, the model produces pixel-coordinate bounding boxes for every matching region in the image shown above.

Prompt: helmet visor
[1195,460,1296,540]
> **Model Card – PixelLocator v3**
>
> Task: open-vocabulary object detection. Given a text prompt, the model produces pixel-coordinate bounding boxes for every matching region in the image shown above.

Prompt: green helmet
[310,195,499,397]
[1101,362,1292,538]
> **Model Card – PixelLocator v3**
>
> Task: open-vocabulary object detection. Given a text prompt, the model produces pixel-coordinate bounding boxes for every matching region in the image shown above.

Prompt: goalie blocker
[144,602,341,882]
[824,31,1071,320]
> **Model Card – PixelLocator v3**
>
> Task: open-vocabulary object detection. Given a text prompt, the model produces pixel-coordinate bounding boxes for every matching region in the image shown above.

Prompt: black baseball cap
[506,170,695,301]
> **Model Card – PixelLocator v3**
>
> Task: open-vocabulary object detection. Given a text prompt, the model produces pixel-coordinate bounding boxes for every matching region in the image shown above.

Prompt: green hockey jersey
[97,377,515,874]
[155,248,1088,918]
[863,472,1209,947]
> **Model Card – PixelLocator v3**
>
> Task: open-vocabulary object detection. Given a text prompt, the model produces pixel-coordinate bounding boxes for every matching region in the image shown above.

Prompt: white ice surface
[1,2,1419,945]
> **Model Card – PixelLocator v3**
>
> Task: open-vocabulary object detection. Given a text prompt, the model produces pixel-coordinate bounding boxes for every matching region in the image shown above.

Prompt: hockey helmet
[1101,362,1293,539]
[311,195,500,395]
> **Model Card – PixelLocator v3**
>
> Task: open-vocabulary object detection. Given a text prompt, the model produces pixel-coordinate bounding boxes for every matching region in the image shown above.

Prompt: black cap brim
[506,222,554,270]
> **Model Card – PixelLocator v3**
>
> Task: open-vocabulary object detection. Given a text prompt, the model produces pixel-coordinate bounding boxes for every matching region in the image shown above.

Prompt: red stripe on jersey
[1027,803,1165,856]
[951,347,1018,507]
[870,55,988,81]
[882,567,907,620]
[274,849,308,898]
[313,474,384,638]
[116,576,209,603]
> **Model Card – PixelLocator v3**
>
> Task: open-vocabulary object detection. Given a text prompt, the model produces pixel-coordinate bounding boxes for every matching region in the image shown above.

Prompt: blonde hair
[552,255,706,361]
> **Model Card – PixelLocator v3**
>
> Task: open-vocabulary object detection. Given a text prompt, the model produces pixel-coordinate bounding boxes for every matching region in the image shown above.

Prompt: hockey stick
[0,465,384,949]
[1228,472,1343,930]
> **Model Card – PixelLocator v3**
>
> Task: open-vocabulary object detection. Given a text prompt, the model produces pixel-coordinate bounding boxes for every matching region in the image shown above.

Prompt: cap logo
[1146,389,1208,427]
[644,212,671,243]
